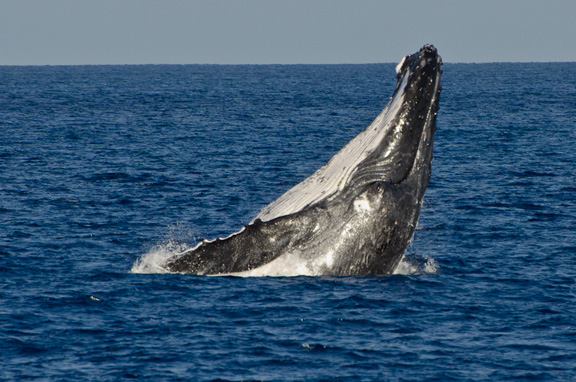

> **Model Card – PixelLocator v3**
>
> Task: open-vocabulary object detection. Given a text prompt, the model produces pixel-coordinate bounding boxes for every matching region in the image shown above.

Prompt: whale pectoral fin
[165,212,317,275]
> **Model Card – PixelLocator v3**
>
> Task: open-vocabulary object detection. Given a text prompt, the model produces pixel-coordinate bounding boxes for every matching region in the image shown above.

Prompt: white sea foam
[393,254,439,276]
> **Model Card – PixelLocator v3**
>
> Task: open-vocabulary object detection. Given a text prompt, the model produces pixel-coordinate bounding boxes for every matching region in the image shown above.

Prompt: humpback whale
[166,45,442,276]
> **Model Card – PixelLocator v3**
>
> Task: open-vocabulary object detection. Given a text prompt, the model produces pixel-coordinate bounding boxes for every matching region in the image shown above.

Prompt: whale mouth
[256,44,442,222]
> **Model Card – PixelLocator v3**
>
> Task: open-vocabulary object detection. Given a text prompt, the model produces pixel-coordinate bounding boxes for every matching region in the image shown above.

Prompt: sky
[1,0,575,65]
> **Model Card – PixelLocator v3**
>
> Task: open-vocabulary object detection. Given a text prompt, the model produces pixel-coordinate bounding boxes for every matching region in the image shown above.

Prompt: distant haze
[1,0,575,65]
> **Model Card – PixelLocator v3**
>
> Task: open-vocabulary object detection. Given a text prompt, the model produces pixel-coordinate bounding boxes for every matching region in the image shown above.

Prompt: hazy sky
[1,0,574,65]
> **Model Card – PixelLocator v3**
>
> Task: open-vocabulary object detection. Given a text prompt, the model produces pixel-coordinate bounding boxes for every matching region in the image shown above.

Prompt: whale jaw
[166,45,442,276]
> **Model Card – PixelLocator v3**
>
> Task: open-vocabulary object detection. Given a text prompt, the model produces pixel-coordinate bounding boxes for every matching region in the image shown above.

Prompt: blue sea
[1,61,575,381]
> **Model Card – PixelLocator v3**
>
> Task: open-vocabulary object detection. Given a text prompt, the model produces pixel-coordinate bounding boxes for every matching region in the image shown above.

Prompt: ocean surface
[1,61,575,381]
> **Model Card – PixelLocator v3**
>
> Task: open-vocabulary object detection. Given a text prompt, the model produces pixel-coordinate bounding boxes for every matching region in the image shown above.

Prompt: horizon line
[1,60,574,67]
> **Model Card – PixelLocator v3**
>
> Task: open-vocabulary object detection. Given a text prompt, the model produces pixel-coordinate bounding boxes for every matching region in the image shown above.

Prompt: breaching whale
[165,45,442,276]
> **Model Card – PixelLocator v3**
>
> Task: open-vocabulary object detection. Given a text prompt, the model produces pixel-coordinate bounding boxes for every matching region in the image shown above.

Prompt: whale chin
[166,45,442,276]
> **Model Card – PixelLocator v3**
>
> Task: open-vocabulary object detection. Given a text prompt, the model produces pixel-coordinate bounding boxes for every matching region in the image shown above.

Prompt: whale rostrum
[165,45,442,276]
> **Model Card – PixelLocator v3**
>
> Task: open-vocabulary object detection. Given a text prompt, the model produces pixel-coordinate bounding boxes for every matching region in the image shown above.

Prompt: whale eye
[395,55,408,78]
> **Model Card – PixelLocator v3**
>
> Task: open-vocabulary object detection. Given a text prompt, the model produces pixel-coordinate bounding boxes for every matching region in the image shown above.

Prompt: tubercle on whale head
[395,44,442,81]
[394,45,442,95]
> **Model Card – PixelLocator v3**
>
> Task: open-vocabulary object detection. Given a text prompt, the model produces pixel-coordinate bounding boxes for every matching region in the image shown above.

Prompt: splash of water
[131,239,190,274]
[393,253,439,276]
[131,223,196,274]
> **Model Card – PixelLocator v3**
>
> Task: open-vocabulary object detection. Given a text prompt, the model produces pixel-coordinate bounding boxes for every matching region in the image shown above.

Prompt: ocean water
[1,61,575,381]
